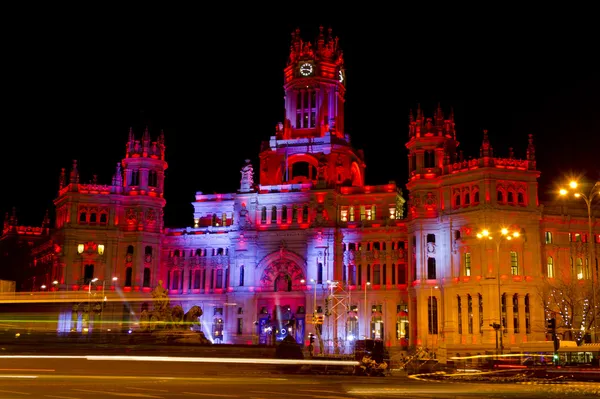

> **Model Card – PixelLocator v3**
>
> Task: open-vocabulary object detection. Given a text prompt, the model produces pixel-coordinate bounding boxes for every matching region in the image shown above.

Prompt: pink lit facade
[1,27,598,360]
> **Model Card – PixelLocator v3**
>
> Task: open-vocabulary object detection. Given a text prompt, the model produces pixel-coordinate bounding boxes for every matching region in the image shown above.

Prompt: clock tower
[280,26,346,140]
[259,26,364,187]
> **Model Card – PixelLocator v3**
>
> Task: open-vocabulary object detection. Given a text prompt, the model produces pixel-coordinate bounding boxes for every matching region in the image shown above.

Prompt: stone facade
[1,27,598,360]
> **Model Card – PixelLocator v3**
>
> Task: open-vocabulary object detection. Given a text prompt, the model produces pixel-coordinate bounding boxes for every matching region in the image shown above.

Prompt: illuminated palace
[1,26,598,360]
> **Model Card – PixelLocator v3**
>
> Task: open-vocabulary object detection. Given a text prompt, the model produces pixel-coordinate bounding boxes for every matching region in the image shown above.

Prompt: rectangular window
[544,231,553,244]
[340,207,348,222]
[237,318,243,335]
[464,252,471,276]
[468,295,473,334]
[510,251,519,275]
[373,265,381,285]
[349,206,354,222]
[360,206,366,221]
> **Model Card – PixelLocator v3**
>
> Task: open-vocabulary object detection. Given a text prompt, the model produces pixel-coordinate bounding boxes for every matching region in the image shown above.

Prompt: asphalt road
[0,356,598,398]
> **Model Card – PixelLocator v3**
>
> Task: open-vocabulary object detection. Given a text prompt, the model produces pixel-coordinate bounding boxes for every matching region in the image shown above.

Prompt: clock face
[300,63,313,76]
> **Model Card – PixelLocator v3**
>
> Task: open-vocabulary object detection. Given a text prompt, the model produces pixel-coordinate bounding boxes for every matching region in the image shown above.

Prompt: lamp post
[477,227,520,356]
[88,277,99,333]
[52,280,58,302]
[560,180,599,343]
[364,281,371,339]
[100,277,118,332]
[429,285,438,351]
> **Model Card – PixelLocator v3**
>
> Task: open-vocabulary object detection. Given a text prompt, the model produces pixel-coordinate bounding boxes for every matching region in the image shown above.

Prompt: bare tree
[538,270,595,343]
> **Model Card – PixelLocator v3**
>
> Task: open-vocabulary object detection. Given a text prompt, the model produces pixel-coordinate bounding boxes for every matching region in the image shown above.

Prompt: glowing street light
[559,179,600,343]
[477,226,521,356]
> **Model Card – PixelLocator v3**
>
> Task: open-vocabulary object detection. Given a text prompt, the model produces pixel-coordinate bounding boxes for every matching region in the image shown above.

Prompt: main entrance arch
[256,246,306,344]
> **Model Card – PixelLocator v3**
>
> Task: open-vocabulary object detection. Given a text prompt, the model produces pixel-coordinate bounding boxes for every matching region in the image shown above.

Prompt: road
[0,356,598,398]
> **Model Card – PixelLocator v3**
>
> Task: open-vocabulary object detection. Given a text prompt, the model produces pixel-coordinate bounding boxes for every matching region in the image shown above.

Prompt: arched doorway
[256,245,307,344]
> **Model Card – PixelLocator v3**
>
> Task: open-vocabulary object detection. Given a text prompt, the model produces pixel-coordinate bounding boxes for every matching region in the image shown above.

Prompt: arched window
[302,205,309,222]
[473,191,480,203]
[464,193,470,205]
[281,205,287,223]
[525,294,531,334]
[513,294,520,333]
[79,212,87,223]
[271,206,277,224]
[468,295,473,334]
[497,190,504,203]
[261,207,267,223]
[148,170,158,187]
[239,265,244,286]
[427,258,436,279]
[478,294,484,333]
[127,245,134,255]
[517,192,525,204]
[457,296,462,334]
[507,191,514,203]
[455,195,461,207]
[547,256,554,278]
[576,258,583,279]
[464,253,472,276]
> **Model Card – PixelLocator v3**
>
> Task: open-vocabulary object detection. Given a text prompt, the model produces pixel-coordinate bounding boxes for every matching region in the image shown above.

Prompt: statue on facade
[240,159,254,193]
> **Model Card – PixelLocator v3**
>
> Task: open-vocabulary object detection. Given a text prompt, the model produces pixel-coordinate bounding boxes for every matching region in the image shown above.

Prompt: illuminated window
[77,244,84,254]
[97,245,105,255]
[547,256,554,278]
[545,231,553,244]
[576,258,583,280]
[389,207,396,219]
[360,206,366,221]
[349,206,355,222]
[464,253,471,276]
[510,251,518,275]
[340,207,348,222]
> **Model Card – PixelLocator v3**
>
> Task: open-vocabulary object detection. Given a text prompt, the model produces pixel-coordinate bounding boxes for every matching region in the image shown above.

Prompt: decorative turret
[121,127,168,197]
[59,168,66,190]
[69,160,79,184]
[480,129,494,158]
[526,134,536,170]
[42,209,50,228]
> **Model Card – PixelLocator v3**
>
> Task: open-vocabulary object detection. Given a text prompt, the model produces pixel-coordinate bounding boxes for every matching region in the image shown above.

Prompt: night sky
[2,15,598,228]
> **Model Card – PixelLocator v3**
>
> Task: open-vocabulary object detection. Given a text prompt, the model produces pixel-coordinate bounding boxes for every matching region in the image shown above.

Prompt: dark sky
[2,14,599,228]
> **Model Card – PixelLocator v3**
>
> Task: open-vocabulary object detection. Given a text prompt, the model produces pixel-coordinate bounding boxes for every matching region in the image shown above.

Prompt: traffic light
[547,318,556,333]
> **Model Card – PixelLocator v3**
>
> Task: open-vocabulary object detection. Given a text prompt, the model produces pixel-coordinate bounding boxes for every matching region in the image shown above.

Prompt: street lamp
[560,179,599,343]
[364,281,371,339]
[477,227,521,356]
[52,280,58,302]
[429,285,438,351]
